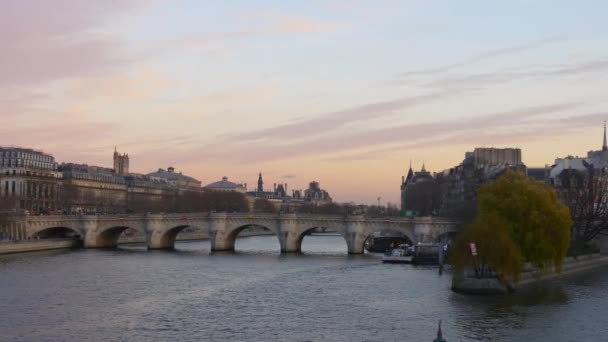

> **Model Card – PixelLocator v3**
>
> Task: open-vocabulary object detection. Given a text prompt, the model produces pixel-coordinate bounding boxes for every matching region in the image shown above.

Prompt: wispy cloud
[390,36,566,81]
[222,89,463,143]
[321,110,608,164]
[172,102,581,164]
[423,57,608,90]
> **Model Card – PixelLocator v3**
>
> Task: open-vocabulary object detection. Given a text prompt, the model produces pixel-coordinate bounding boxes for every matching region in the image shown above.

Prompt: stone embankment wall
[452,253,608,295]
[0,239,80,255]
[518,253,608,286]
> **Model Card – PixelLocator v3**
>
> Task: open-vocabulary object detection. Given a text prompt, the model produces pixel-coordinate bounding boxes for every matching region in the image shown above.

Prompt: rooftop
[204,177,243,189]
[147,167,200,183]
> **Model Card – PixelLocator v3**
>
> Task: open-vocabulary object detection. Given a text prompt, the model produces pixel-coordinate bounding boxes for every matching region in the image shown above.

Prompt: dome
[204,177,243,190]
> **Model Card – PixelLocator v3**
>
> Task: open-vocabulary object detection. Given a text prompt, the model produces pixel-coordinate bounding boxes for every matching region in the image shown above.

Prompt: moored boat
[365,236,410,253]
[382,244,414,263]
[412,242,441,265]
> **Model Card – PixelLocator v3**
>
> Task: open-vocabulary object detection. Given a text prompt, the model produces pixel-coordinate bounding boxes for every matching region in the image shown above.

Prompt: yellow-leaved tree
[451,170,572,281]
[451,213,524,283]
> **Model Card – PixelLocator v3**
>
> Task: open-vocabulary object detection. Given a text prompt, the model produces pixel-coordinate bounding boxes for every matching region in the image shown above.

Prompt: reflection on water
[0,235,607,341]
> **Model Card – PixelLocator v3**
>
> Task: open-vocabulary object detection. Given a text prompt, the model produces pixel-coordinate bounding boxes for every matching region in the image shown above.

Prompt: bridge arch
[285,223,349,254]
[349,224,417,254]
[31,226,82,239]
[211,223,280,252]
[149,224,207,250]
[85,224,146,248]
[362,228,415,253]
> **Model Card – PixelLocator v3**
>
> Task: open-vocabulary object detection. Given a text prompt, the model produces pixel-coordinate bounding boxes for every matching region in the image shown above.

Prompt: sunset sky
[3,0,608,204]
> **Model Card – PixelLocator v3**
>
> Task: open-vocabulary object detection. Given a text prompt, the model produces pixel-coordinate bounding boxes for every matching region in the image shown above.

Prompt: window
[12,181,15,195]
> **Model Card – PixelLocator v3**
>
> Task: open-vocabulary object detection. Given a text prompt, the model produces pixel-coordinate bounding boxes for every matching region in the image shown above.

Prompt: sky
[2,0,608,204]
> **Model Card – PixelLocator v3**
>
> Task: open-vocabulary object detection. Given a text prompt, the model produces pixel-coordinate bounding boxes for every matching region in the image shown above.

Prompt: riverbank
[452,253,608,294]
[518,253,608,286]
[0,239,80,255]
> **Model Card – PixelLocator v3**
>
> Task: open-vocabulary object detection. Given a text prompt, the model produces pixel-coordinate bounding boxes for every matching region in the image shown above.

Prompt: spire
[603,121,607,151]
[421,162,427,173]
[436,320,443,340]
[257,172,264,193]
[405,160,414,182]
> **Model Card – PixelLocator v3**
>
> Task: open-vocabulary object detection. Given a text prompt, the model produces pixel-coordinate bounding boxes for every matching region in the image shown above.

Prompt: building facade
[0,147,207,214]
[400,163,436,216]
[59,163,127,214]
[548,124,608,187]
[0,147,63,213]
[303,181,332,205]
[436,147,527,218]
[399,148,527,219]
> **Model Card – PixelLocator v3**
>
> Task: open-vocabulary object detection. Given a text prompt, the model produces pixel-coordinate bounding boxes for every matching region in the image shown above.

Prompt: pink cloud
[0,0,145,87]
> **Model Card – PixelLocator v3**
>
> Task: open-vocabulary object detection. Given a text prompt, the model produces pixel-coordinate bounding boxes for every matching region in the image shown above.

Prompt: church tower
[113,147,130,175]
[257,172,264,193]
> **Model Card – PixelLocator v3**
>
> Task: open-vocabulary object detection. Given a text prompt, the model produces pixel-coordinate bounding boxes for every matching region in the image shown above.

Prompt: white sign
[469,242,478,256]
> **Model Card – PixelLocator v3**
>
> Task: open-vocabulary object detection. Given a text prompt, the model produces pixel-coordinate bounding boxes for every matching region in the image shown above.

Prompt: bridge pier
[345,216,367,254]
[278,214,301,253]
[209,213,235,251]
[279,231,300,253]
[83,220,105,248]
[146,214,174,249]
[344,232,367,254]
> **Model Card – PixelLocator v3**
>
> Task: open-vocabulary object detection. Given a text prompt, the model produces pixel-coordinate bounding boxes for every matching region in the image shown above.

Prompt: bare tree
[560,168,608,248]
[253,198,276,213]
[315,203,344,215]
[200,191,249,212]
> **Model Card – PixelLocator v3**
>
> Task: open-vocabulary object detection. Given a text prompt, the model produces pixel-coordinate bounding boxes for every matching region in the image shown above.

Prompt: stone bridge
[24,213,459,254]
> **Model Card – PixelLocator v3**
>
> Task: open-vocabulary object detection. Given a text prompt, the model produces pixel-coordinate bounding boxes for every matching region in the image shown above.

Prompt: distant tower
[113,147,130,175]
[603,121,607,151]
[257,172,264,192]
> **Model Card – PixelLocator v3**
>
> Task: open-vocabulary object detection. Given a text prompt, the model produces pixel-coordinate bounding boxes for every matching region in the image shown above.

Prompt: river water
[1,235,607,341]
